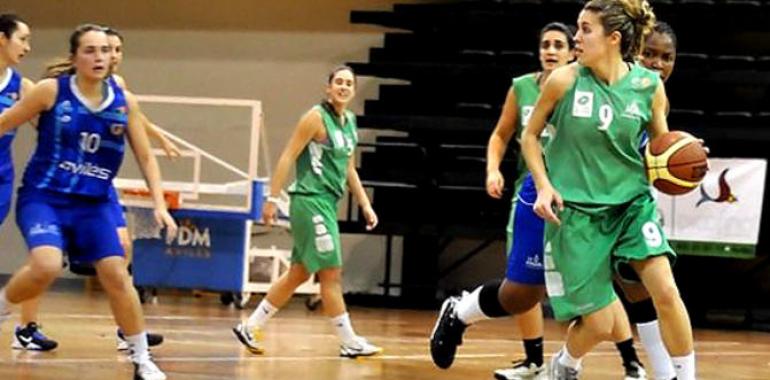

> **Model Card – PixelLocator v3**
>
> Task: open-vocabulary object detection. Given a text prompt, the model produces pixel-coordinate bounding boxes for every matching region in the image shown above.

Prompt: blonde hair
[584,0,656,61]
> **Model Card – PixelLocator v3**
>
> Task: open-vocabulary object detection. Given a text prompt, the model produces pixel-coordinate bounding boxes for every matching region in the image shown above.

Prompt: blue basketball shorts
[107,185,127,228]
[16,188,124,263]
[505,173,545,285]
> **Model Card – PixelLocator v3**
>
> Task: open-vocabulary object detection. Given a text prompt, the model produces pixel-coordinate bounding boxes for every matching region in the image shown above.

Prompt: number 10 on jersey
[79,132,101,153]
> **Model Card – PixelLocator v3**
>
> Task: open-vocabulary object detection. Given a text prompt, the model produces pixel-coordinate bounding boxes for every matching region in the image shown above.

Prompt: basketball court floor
[0,288,768,379]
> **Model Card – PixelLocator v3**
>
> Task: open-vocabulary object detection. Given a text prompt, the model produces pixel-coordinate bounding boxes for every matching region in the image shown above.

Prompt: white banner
[658,158,767,245]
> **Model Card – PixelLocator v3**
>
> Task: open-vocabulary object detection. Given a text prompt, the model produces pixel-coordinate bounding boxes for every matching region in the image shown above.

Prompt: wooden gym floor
[0,289,768,379]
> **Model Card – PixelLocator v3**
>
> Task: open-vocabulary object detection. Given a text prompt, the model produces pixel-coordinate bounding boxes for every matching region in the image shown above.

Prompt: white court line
[154,330,746,349]
[2,353,505,365]
[4,350,770,366]
[38,312,761,348]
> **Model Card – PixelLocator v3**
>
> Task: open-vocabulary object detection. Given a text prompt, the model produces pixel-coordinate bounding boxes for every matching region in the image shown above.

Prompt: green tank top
[545,63,659,205]
[289,104,358,199]
[511,73,554,193]
[511,73,539,190]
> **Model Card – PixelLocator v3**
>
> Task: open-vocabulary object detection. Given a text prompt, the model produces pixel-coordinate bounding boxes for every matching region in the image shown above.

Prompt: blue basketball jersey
[22,75,129,199]
[0,67,22,185]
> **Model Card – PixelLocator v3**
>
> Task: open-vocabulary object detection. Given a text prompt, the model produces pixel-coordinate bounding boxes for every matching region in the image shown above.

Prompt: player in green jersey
[233,66,382,358]
[521,0,696,378]
[430,22,575,378]
[614,21,679,380]
[433,21,663,380]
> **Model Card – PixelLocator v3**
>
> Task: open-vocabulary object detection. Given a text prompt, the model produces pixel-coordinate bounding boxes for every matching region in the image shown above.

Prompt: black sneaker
[429,296,467,369]
[624,360,648,380]
[12,322,59,351]
[117,329,164,351]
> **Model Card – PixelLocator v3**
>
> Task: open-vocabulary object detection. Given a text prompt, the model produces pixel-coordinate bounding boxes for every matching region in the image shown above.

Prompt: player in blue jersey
[56,26,176,352]
[0,24,177,380]
[0,13,61,352]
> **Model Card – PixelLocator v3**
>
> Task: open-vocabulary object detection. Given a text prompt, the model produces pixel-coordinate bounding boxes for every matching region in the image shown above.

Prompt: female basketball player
[521,1,695,378]
[613,21,679,380]
[103,26,175,351]
[430,22,647,380]
[18,26,173,353]
[0,13,60,352]
[639,22,676,83]
[232,66,382,358]
[0,24,176,380]
[430,22,573,377]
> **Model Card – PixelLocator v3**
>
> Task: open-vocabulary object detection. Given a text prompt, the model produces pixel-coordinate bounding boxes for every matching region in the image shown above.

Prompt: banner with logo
[132,209,249,292]
[657,158,767,258]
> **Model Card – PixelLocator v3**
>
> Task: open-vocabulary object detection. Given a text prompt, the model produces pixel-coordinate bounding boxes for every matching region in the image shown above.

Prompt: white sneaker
[340,336,382,358]
[232,322,264,354]
[549,351,581,380]
[494,359,547,379]
[133,357,166,380]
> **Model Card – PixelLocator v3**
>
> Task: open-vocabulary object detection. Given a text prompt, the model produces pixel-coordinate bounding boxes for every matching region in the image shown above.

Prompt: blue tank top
[22,75,129,199]
[0,68,22,184]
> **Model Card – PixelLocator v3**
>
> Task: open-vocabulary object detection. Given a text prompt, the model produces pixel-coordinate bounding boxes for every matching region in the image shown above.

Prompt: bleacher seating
[345,0,770,313]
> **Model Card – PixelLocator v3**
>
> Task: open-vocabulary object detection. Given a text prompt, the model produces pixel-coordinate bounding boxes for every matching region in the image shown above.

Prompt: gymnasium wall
[0,0,493,293]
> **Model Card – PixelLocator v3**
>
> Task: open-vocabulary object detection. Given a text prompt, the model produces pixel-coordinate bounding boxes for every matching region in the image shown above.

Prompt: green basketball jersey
[511,73,554,192]
[289,104,358,199]
[545,64,659,205]
[511,73,540,190]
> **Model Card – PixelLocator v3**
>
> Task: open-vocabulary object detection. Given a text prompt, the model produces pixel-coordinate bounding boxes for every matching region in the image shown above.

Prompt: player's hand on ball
[362,205,378,231]
[486,169,505,199]
[154,207,178,243]
[534,185,563,225]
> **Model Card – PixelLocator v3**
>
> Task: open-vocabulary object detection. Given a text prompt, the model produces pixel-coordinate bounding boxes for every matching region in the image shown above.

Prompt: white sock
[125,331,150,362]
[330,312,357,345]
[454,286,489,325]
[557,346,582,369]
[637,320,676,380]
[672,352,696,380]
[246,299,278,329]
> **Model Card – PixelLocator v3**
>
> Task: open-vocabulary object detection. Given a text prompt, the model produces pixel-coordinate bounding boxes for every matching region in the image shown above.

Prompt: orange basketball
[645,131,709,195]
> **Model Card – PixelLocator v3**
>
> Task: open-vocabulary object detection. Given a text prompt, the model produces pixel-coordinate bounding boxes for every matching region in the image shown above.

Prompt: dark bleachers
[346,0,770,311]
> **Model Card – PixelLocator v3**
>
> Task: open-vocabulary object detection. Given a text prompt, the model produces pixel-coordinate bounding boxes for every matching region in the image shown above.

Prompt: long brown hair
[42,23,106,79]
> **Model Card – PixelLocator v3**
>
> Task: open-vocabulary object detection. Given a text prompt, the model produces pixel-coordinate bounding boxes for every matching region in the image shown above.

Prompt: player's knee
[650,282,681,310]
[30,258,63,280]
[286,267,312,285]
[290,271,311,285]
[583,309,616,340]
[97,265,132,293]
[499,281,543,315]
[589,322,615,341]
